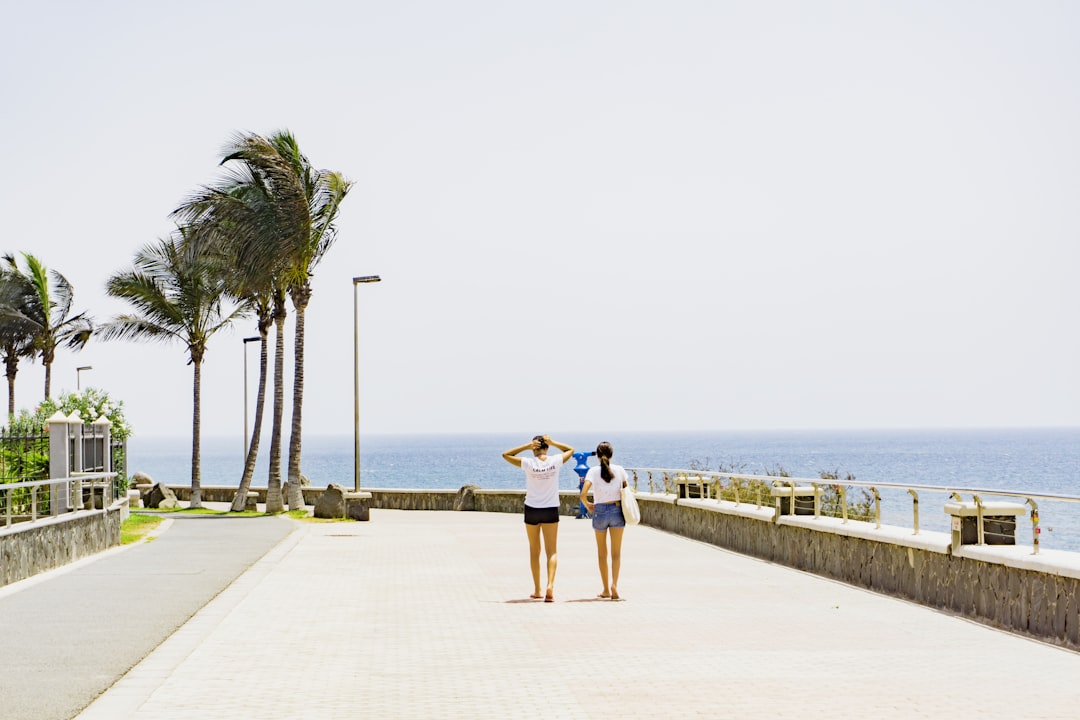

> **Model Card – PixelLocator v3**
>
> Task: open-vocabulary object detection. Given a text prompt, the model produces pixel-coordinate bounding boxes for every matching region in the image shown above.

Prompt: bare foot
[610,588,620,601]
[530,593,543,600]
[597,591,611,599]
[544,590,554,603]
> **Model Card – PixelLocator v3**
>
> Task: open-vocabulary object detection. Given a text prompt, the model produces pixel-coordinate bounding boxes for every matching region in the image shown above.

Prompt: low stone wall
[169,485,583,516]
[640,493,1080,650]
[0,504,124,587]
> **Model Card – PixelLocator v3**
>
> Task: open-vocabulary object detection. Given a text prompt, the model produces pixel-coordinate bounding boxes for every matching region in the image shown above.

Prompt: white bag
[621,483,641,526]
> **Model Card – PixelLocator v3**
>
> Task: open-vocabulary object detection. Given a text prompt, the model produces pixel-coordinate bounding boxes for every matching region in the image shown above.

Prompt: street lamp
[353,275,381,491]
[242,337,260,456]
[76,366,92,390]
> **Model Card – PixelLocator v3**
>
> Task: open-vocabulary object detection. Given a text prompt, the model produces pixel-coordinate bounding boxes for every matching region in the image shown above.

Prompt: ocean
[128,428,1080,551]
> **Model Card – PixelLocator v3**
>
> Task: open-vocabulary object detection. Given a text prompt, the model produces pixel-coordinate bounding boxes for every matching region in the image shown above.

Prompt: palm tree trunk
[286,284,311,510]
[190,359,203,508]
[5,351,17,420]
[265,301,287,513]
[43,362,51,400]
[231,329,269,512]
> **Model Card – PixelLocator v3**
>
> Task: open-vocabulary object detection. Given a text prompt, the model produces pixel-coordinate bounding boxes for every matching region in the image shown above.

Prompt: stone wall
[0,506,123,587]
[171,485,583,516]
[640,493,1080,650]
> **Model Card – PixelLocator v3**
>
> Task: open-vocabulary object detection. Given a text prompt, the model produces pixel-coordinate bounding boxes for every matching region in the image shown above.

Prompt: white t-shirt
[585,464,628,504]
[521,454,564,508]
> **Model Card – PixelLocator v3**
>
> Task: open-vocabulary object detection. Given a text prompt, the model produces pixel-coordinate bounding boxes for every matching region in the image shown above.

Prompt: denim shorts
[592,502,625,531]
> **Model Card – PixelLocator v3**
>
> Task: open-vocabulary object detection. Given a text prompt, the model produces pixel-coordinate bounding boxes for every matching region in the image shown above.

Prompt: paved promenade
[11,509,1080,719]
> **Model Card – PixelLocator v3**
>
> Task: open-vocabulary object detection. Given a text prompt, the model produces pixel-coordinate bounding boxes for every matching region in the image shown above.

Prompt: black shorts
[523,505,560,525]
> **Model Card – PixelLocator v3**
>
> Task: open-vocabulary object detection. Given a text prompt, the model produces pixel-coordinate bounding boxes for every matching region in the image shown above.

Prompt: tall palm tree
[173,140,304,513]
[178,130,351,512]
[259,132,351,511]
[99,233,243,507]
[0,268,43,419]
[3,253,93,400]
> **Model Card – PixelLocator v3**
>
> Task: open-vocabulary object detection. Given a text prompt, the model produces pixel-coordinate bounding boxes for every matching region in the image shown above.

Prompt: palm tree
[177,130,351,512]
[3,253,93,400]
[258,132,351,511]
[0,268,43,419]
[173,139,305,513]
[99,233,243,507]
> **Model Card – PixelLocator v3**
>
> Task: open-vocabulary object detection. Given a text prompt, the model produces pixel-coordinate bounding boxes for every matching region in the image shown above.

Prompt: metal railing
[0,472,120,528]
[625,467,1080,555]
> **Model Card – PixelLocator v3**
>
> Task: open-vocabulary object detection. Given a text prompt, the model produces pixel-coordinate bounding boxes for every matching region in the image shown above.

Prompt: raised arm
[545,437,575,464]
[501,440,535,468]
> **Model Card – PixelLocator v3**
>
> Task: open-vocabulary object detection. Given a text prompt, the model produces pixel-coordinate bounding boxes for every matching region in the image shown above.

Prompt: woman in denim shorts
[580,442,628,600]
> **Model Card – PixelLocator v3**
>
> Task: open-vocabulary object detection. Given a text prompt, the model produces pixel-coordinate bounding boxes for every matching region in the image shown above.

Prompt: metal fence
[626,467,1080,554]
[0,425,49,483]
[0,472,119,527]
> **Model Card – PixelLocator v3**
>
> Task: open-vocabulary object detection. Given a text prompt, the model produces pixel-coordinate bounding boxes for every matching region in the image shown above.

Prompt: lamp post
[353,275,381,491]
[76,366,92,390]
[242,337,259,456]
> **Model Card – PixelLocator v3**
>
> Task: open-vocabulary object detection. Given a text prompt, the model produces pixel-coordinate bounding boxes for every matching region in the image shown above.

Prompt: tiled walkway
[71,510,1080,719]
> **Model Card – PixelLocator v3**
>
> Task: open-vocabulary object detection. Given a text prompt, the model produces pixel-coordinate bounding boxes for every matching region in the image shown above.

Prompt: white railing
[625,467,1080,554]
[0,472,120,528]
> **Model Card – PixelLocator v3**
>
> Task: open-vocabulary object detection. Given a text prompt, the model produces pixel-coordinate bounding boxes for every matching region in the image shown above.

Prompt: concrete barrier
[0,502,125,587]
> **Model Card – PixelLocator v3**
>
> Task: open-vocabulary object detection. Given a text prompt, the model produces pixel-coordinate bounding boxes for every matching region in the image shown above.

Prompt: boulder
[454,484,479,511]
[314,484,346,519]
[144,482,178,510]
[131,471,154,486]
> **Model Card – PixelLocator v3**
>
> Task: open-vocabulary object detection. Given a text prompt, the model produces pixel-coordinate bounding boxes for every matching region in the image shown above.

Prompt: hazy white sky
[2,1,1078,441]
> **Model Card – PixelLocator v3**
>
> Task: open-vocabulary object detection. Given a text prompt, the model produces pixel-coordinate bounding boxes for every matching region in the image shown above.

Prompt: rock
[144,482,178,509]
[346,494,370,521]
[454,484,479,511]
[314,484,346,519]
[131,471,154,486]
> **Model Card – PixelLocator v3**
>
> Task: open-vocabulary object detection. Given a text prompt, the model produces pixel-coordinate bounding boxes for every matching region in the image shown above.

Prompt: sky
[2,1,1078,442]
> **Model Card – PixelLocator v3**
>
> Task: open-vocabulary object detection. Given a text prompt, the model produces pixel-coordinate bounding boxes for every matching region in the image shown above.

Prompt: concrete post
[93,416,113,504]
[47,411,72,514]
[68,411,85,509]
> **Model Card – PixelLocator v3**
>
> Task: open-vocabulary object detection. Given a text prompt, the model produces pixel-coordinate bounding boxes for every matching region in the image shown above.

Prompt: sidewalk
[57,509,1080,719]
[0,512,292,720]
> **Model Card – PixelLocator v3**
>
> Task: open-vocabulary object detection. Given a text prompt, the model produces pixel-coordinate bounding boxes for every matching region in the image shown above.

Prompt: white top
[585,464,628,504]
[521,454,564,508]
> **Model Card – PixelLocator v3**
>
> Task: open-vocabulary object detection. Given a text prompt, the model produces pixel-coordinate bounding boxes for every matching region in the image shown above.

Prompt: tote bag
[621,483,641,526]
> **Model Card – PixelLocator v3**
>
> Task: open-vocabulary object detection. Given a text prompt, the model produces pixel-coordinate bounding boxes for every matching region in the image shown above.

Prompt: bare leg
[609,527,624,600]
[525,523,542,598]
[540,522,559,600]
[594,530,610,597]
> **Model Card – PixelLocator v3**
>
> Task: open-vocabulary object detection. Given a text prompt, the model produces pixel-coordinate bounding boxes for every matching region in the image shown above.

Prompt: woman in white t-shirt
[580,441,628,600]
[502,434,575,602]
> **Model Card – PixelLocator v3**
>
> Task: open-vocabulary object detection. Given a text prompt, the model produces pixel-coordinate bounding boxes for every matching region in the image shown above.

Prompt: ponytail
[597,442,615,482]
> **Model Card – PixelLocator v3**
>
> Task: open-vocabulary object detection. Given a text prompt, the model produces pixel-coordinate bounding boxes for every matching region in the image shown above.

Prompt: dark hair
[533,435,549,451]
[597,441,614,482]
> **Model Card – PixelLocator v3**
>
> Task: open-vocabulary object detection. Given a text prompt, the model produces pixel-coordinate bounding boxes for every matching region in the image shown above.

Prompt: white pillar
[47,411,73,514]
[93,416,113,504]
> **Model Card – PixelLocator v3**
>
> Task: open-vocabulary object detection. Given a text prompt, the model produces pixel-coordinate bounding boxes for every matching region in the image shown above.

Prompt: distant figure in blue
[502,434,575,602]
[579,441,628,600]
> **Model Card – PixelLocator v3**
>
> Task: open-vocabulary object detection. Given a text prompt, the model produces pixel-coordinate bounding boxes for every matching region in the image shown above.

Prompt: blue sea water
[128,428,1080,551]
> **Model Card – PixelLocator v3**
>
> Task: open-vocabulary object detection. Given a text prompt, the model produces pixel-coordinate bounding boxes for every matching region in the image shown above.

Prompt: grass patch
[121,513,164,544]
[137,506,265,517]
